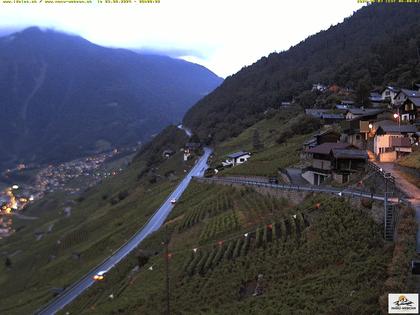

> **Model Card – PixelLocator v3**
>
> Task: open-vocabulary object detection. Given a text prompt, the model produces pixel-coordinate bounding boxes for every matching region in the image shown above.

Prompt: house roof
[305,109,328,118]
[321,113,345,120]
[315,129,341,137]
[303,138,318,146]
[227,151,250,159]
[398,88,420,98]
[335,104,351,110]
[331,149,368,160]
[346,108,385,116]
[405,96,420,107]
[377,124,417,134]
[369,92,383,102]
[306,142,350,155]
[381,86,400,94]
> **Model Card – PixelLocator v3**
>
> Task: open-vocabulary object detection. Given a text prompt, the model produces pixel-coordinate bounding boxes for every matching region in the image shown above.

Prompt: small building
[396,96,420,123]
[321,113,345,124]
[393,89,420,107]
[305,109,328,119]
[381,86,400,105]
[373,122,416,162]
[222,151,251,167]
[302,130,341,153]
[302,142,350,185]
[183,142,202,161]
[345,108,386,120]
[340,100,355,106]
[341,119,373,150]
[369,92,384,104]
[335,104,352,111]
[302,142,367,185]
[280,101,292,107]
[312,83,327,92]
[330,149,368,183]
[328,84,341,94]
[162,149,174,158]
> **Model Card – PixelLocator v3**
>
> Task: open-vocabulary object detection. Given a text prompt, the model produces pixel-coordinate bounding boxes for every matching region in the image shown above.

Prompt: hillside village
[216,83,419,187]
[2,5,420,315]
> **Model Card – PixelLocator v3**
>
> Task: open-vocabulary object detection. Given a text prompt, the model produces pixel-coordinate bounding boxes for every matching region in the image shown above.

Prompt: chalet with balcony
[393,89,420,106]
[392,89,420,123]
[380,86,400,105]
[373,122,417,162]
[302,129,341,152]
[302,142,367,185]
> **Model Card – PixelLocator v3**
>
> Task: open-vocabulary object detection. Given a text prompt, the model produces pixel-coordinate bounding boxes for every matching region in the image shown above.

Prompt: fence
[194,176,390,202]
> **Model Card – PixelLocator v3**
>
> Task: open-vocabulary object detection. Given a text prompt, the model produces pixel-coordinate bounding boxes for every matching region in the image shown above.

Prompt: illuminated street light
[338,192,342,196]
[12,185,19,190]
[368,123,373,129]
[393,113,399,119]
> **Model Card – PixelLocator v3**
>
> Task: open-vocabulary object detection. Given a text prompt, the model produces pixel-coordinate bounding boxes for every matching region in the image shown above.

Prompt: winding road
[35,147,212,315]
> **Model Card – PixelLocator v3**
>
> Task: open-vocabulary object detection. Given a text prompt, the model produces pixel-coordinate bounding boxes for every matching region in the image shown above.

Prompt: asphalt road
[35,147,212,315]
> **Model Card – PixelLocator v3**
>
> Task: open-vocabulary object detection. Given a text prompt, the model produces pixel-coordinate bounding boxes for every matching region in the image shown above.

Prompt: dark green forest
[183,3,420,142]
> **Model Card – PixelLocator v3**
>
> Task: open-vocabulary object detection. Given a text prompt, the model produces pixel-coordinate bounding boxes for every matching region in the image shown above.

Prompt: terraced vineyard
[177,191,234,232]
[184,213,308,276]
[64,182,415,315]
[199,210,240,242]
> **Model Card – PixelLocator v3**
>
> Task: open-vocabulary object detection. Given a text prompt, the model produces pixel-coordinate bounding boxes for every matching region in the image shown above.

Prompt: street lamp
[393,113,399,119]
[368,123,373,129]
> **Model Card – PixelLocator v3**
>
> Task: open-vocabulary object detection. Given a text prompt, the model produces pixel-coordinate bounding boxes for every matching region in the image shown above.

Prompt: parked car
[170,199,177,204]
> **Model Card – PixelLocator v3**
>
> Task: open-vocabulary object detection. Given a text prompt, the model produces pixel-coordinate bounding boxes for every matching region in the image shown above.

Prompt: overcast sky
[0,0,364,77]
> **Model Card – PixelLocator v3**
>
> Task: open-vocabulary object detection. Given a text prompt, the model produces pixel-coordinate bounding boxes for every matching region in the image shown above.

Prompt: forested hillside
[0,27,222,170]
[184,3,420,141]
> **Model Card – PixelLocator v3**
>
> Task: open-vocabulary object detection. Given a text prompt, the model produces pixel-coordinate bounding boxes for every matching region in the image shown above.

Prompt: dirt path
[375,162,420,253]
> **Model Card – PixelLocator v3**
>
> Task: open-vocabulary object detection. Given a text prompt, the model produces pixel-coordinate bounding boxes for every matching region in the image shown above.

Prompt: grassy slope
[398,150,420,170]
[62,114,416,315]
[63,182,394,315]
[213,108,313,177]
[0,127,191,314]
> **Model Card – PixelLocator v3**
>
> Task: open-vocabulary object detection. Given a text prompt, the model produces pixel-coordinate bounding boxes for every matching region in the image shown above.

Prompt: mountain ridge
[183,3,420,142]
[0,27,222,170]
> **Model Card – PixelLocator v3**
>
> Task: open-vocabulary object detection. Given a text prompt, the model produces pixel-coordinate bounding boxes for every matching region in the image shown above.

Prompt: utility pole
[164,225,171,315]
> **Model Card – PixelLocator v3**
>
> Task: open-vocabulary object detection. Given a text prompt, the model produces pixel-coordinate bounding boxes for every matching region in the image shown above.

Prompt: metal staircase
[384,203,395,241]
